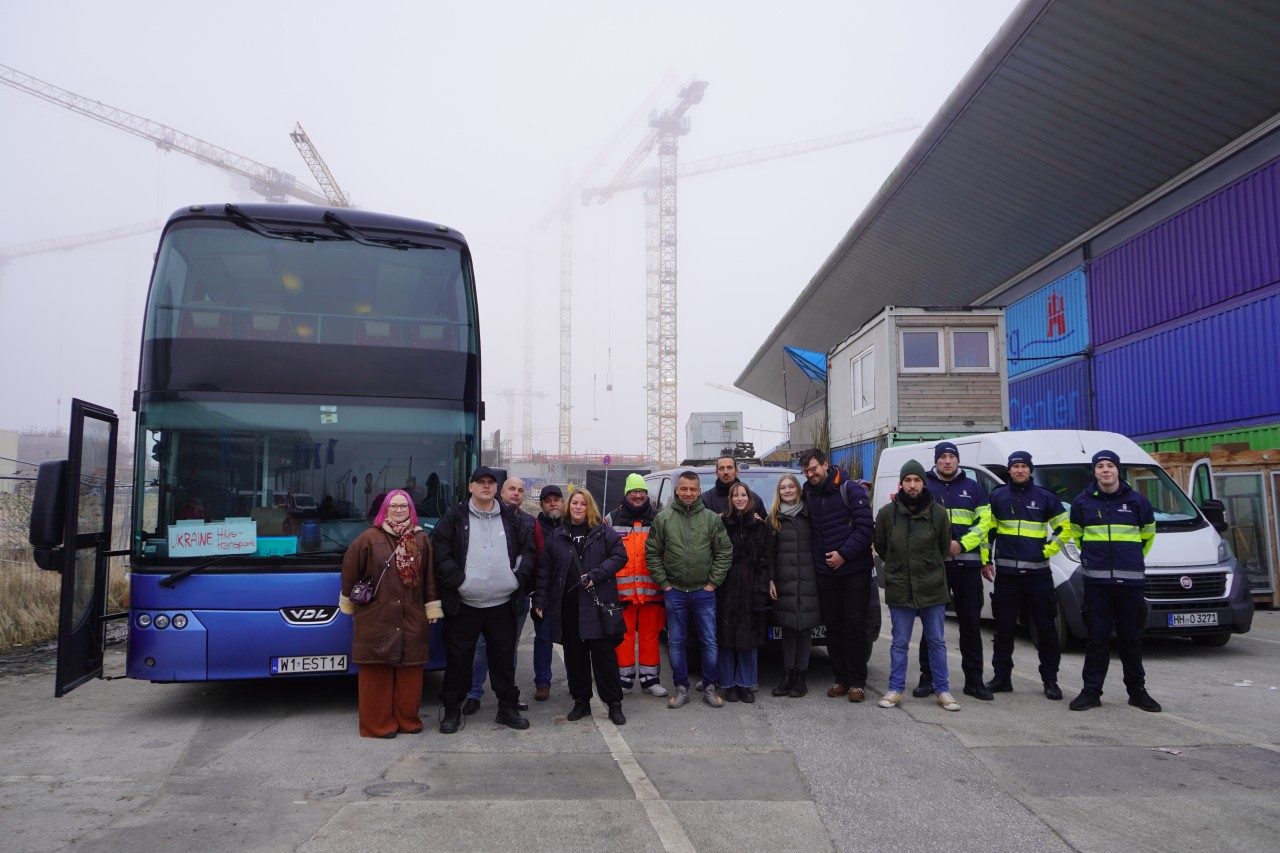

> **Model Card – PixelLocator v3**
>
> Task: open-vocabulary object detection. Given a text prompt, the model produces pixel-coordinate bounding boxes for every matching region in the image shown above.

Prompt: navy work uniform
[915,442,992,698]
[984,451,1069,698]
[1068,449,1160,712]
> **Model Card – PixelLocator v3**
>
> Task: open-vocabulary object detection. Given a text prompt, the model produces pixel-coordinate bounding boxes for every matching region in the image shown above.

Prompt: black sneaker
[739,687,756,704]
[607,702,627,725]
[1043,682,1063,701]
[566,700,592,721]
[963,683,995,701]
[1069,690,1101,711]
[461,697,481,715]
[985,677,1014,693]
[911,677,933,698]
[721,686,740,702]
[1128,690,1162,713]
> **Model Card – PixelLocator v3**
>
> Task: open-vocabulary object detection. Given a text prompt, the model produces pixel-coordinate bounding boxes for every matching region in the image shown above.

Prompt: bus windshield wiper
[225,204,346,243]
[322,211,441,250]
[159,548,347,588]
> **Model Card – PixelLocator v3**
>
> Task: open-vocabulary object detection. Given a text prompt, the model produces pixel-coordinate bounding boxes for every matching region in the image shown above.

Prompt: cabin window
[850,347,875,413]
[952,329,994,372]
[900,330,941,372]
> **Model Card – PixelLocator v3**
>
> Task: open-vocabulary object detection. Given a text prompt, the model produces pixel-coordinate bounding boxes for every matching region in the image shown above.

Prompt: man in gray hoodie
[433,467,534,732]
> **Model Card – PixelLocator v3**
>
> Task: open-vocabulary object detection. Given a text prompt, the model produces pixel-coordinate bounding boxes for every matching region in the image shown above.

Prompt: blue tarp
[783,346,827,383]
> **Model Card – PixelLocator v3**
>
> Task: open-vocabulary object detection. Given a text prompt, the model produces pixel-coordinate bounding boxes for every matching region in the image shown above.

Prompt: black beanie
[1092,449,1121,468]
[1007,450,1033,470]
[934,441,959,461]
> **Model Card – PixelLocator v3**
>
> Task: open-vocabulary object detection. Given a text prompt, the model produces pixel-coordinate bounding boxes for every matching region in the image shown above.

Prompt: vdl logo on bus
[280,606,339,625]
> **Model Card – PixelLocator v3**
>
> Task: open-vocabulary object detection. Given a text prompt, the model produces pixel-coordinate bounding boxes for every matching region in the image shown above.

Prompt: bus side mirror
[29,460,68,570]
[1199,498,1229,534]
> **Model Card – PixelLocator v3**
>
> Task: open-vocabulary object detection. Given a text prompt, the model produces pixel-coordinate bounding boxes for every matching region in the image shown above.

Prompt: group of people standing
[337,444,1161,737]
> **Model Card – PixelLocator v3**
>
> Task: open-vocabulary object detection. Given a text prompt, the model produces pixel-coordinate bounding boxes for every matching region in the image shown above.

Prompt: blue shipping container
[1093,287,1280,437]
[1089,157,1280,345]
[1005,268,1089,379]
[1008,358,1091,431]
[831,437,883,482]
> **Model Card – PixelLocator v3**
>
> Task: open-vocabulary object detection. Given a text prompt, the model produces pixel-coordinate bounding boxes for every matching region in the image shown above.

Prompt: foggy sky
[0,0,1020,457]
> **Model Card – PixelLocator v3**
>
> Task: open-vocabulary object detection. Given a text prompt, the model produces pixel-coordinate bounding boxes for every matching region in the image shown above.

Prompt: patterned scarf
[382,518,420,586]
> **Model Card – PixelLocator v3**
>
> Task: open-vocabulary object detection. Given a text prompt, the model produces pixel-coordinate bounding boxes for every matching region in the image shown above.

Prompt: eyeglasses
[388,503,410,510]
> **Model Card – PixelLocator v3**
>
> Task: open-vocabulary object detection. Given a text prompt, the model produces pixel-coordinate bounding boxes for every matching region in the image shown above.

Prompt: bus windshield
[986,463,1203,530]
[134,397,476,564]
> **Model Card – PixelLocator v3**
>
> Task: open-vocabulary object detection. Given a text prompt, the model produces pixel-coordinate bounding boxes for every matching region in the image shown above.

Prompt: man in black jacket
[700,456,766,516]
[799,449,876,703]
[432,466,534,732]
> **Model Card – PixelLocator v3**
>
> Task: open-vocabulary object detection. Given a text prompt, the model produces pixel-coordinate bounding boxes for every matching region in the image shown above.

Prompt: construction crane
[0,62,330,205]
[0,220,158,268]
[533,75,677,457]
[290,122,352,207]
[583,116,918,467]
[583,80,709,468]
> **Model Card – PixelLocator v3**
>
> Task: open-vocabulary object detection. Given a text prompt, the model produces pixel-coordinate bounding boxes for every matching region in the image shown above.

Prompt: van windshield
[984,463,1202,530]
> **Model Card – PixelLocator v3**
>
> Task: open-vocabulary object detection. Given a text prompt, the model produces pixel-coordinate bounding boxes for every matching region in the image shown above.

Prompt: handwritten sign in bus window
[168,520,258,558]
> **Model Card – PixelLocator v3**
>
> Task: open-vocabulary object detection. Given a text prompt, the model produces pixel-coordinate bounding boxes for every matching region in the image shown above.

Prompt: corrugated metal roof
[737,0,1280,410]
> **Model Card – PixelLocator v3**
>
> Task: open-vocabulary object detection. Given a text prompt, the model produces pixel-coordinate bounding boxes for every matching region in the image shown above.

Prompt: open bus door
[29,399,120,697]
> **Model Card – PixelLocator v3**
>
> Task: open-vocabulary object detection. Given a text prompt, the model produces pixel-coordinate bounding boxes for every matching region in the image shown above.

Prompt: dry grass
[0,491,129,654]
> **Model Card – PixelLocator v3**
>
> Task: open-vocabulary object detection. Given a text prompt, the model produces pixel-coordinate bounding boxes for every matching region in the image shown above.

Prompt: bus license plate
[1168,612,1218,627]
[271,654,348,675]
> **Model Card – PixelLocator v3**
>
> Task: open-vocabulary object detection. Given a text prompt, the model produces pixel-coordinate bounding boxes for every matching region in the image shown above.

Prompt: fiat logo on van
[281,606,338,625]
[1180,576,1193,590]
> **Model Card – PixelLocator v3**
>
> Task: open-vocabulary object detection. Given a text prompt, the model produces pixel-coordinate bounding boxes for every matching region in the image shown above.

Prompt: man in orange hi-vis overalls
[605,473,668,696]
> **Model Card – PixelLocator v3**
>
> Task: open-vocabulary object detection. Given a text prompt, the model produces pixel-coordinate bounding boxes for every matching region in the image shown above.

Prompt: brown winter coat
[341,525,438,666]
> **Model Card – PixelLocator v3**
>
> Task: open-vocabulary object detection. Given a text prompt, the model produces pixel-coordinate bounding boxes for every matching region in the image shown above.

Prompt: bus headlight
[172,614,188,629]
[153,614,171,630]
[137,613,152,628]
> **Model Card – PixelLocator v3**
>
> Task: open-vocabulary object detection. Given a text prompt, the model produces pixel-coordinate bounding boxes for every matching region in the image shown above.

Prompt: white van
[873,430,1254,648]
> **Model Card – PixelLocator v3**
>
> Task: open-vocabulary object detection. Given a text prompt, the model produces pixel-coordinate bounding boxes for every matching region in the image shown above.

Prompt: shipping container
[831,437,884,483]
[1005,268,1089,378]
[684,411,743,463]
[1093,287,1280,438]
[1007,358,1091,431]
[1142,423,1280,453]
[1090,157,1280,345]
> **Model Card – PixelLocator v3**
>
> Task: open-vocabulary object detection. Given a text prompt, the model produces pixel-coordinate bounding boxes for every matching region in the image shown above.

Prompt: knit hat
[624,473,648,493]
[934,441,959,461]
[899,459,927,482]
[1007,451,1033,470]
[1092,449,1121,468]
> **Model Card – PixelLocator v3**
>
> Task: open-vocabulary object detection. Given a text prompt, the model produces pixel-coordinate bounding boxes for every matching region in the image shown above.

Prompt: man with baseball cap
[1068,450,1160,712]
[913,441,995,701]
[529,485,565,701]
[983,451,1070,701]
[606,473,668,696]
[432,466,534,732]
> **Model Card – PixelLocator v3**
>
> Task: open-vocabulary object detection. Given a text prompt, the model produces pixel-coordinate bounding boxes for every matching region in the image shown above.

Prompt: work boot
[461,697,481,715]
[1069,689,1101,711]
[985,677,1014,693]
[788,670,809,698]
[771,670,795,697]
[607,702,627,725]
[496,704,530,730]
[739,687,756,704]
[566,699,592,721]
[439,706,461,734]
[912,674,933,698]
[963,682,994,701]
[721,685,740,702]
[1043,682,1063,701]
[1128,690,1162,713]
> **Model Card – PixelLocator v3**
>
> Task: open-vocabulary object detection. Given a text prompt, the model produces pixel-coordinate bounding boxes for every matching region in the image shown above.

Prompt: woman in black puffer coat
[716,482,771,703]
[768,473,820,697]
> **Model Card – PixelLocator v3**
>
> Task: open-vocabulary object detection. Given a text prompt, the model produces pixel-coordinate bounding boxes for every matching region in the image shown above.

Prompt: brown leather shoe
[534,685,550,702]
[827,683,850,698]
[847,687,866,703]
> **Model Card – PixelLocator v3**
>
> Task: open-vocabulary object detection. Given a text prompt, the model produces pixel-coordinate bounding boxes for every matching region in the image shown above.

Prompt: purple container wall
[1093,287,1280,438]
[1089,158,1280,346]
[1008,358,1091,432]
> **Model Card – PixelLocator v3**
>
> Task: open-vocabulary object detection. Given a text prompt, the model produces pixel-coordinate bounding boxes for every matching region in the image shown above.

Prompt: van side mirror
[1199,498,1229,534]
[29,460,68,570]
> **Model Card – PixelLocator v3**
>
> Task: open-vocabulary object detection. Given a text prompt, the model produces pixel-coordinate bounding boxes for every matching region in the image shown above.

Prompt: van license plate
[271,654,348,675]
[1168,612,1218,627]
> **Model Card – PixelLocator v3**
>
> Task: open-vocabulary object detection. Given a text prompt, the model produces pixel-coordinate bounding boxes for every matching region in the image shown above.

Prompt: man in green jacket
[873,459,959,711]
[646,471,733,709]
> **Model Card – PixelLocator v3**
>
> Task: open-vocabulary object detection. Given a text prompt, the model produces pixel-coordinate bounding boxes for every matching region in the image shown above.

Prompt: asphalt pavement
[1,606,1277,853]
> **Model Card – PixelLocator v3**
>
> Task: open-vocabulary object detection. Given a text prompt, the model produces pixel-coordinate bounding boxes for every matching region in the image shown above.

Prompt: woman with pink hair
[340,489,443,737]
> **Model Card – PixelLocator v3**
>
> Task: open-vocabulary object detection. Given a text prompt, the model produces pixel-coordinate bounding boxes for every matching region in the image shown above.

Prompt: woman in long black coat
[768,473,820,697]
[534,489,629,725]
[717,481,771,703]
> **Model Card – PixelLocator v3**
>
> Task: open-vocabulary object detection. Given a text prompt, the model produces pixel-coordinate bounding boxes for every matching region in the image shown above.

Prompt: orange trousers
[357,663,424,738]
[616,601,665,673]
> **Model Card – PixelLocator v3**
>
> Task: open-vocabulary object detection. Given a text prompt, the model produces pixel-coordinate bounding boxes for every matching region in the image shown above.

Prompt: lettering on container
[1009,389,1082,431]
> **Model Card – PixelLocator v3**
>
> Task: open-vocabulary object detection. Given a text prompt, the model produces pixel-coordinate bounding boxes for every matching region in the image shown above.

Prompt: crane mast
[0,62,329,205]
[289,122,352,207]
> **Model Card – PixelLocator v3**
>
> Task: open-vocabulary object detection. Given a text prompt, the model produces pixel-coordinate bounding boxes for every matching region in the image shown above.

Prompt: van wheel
[1191,632,1231,648]
[1030,600,1071,652]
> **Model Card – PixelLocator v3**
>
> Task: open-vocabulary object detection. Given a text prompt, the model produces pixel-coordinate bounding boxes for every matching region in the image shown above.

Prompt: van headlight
[1218,540,1230,564]
[1061,540,1081,563]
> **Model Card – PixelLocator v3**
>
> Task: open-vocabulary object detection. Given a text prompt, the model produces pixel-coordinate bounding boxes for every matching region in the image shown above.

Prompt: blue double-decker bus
[32,203,481,695]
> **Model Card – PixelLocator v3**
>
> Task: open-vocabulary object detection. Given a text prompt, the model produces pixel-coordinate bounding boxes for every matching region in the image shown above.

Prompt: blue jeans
[717,647,758,689]
[888,604,948,694]
[469,595,530,700]
[664,587,718,689]
[533,606,553,688]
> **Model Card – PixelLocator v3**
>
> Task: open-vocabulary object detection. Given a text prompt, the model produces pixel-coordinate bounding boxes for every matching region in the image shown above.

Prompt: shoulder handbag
[571,544,627,637]
[350,551,394,604]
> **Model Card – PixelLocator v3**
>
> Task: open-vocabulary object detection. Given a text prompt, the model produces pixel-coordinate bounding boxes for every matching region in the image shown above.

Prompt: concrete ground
[0,606,1276,853]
